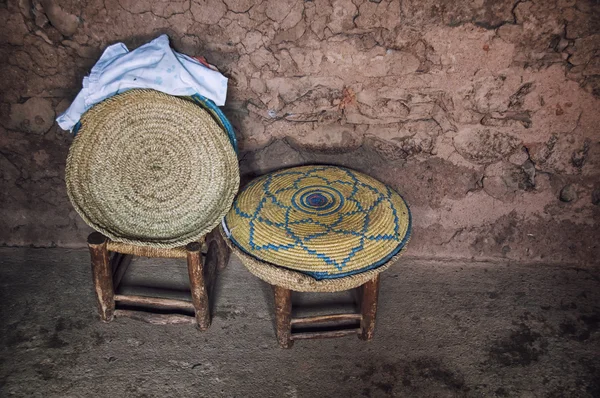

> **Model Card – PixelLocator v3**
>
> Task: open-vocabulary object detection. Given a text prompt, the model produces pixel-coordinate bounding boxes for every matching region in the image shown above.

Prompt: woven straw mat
[66,89,239,248]
[223,165,411,289]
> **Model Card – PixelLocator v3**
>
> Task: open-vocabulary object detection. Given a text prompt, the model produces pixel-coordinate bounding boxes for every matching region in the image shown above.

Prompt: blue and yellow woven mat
[224,165,411,280]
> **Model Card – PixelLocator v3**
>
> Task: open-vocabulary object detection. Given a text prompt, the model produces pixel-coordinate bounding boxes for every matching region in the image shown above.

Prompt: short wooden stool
[63,91,239,330]
[87,228,229,330]
[221,165,412,348]
[271,274,381,348]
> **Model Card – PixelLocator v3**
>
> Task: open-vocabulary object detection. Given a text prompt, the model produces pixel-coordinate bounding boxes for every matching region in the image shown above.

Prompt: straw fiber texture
[223,165,411,287]
[106,240,192,259]
[66,89,239,248]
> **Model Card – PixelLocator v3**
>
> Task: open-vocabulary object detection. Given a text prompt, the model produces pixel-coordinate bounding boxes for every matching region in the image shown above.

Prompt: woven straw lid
[223,165,411,289]
[66,89,239,248]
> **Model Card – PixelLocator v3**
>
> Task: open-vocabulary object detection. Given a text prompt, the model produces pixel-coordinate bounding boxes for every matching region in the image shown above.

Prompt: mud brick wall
[1,0,599,264]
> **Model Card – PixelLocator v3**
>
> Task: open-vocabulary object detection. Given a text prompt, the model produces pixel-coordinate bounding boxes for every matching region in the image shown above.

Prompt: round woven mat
[223,165,411,285]
[66,89,239,248]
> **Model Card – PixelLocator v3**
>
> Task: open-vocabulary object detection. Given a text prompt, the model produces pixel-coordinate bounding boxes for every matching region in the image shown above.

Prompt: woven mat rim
[187,94,237,153]
[221,224,411,292]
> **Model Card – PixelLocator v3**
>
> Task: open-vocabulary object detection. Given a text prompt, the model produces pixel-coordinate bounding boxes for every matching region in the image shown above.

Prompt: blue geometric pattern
[224,165,411,280]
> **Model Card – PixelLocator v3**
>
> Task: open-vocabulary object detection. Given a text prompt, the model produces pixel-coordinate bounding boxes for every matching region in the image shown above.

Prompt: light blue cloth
[57,34,228,131]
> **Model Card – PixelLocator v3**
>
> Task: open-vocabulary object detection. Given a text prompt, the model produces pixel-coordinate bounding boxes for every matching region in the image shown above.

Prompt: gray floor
[0,248,599,397]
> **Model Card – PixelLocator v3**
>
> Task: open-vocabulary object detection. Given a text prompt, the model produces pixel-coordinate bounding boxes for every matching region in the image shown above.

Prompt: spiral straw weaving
[66,89,239,248]
[223,165,411,291]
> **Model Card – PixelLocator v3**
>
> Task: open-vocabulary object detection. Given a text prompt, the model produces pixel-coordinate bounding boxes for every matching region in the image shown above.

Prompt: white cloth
[56,34,228,131]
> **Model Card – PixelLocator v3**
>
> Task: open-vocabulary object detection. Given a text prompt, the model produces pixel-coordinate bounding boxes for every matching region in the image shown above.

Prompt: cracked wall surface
[0,0,599,265]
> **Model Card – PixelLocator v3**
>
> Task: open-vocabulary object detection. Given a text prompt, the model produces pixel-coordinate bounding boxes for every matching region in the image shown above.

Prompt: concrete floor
[0,248,599,397]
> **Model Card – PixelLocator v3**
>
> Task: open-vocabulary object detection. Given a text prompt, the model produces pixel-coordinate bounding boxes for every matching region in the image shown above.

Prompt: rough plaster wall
[0,0,599,264]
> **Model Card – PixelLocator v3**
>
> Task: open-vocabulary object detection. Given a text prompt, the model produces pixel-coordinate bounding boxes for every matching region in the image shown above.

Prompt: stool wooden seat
[222,165,412,347]
[87,228,229,330]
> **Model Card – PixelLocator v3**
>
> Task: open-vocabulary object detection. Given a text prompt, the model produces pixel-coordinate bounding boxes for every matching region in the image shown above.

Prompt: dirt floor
[1,248,599,397]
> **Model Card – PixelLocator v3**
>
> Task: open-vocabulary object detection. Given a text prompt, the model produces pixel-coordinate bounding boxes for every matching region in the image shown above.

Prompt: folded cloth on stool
[57,34,228,131]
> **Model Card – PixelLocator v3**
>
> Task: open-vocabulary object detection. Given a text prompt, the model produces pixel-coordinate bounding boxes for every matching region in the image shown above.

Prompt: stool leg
[88,232,114,322]
[208,228,230,271]
[186,242,211,330]
[273,285,293,348]
[359,274,380,340]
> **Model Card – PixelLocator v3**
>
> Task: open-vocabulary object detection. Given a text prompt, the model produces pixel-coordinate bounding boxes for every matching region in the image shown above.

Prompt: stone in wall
[364,120,441,161]
[285,122,364,153]
[4,98,55,135]
[483,161,532,202]
[528,133,593,175]
[453,128,521,165]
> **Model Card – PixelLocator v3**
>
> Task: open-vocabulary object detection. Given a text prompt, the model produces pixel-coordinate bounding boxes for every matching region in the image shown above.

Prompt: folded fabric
[57,34,228,131]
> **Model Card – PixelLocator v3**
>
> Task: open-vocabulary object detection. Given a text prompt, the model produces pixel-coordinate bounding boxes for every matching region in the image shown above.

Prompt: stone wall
[1,0,599,264]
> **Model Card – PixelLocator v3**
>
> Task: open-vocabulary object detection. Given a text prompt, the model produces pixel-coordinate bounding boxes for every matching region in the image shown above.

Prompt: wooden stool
[272,275,380,348]
[87,228,229,330]
[220,165,412,348]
